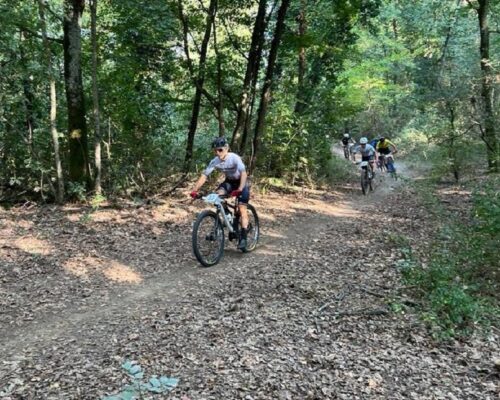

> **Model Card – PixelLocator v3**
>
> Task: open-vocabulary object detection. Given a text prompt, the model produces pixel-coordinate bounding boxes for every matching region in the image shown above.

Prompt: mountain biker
[376,136,398,156]
[341,133,355,147]
[353,137,376,176]
[369,137,379,149]
[341,133,355,159]
[190,137,250,251]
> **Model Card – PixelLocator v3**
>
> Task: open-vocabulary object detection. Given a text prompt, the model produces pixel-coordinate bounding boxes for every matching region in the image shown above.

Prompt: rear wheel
[192,210,225,267]
[242,204,260,252]
[343,146,349,159]
[361,169,369,195]
[387,160,397,180]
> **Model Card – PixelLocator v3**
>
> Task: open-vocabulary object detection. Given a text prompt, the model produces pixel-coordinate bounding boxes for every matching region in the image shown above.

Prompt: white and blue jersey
[203,152,246,180]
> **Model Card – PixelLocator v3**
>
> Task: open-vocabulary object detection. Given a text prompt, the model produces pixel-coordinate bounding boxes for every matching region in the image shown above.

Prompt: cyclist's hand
[230,189,242,197]
[190,190,198,199]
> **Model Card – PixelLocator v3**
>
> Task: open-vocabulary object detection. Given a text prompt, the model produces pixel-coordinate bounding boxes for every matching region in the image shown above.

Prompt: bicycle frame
[202,193,238,233]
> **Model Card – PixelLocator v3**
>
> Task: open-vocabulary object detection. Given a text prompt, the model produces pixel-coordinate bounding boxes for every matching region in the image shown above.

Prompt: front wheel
[360,169,369,195]
[192,210,225,267]
[243,204,260,252]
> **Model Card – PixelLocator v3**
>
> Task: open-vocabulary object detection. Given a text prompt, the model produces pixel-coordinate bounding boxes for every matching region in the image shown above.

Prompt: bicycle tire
[192,210,225,267]
[361,169,368,195]
[243,204,260,252]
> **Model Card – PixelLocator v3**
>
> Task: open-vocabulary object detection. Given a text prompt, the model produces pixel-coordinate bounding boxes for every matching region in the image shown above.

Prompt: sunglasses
[215,148,225,153]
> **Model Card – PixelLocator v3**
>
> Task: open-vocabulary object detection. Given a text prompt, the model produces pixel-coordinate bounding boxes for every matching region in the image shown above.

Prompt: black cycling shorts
[217,179,250,204]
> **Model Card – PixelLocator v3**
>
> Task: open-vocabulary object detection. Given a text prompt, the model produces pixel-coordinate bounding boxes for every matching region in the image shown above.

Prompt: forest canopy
[0,0,498,202]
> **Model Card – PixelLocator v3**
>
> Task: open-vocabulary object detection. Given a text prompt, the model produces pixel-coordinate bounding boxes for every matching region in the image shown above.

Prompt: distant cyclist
[353,137,376,177]
[376,137,398,156]
[341,133,355,159]
[369,137,379,149]
[190,137,250,251]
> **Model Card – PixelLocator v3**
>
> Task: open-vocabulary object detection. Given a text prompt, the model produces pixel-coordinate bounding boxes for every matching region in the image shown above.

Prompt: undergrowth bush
[402,177,499,339]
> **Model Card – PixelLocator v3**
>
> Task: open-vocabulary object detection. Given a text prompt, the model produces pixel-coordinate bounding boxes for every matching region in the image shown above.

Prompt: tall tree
[38,0,65,203]
[468,0,498,172]
[250,0,291,173]
[182,0,218,171]
[90,0,102,194]
[230,0,268,151]
[63,0,90,184]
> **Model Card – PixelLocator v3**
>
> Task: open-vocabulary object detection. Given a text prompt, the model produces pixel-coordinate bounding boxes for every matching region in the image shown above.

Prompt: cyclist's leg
[237,185,250,228]
[216,181,232,197]
[237,186,250,250]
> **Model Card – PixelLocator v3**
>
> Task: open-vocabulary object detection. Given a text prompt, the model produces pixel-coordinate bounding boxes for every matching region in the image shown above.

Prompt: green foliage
[90,193,107,211]
[401,178,500,339]
[67,182,87,202]
[103,360,178,400]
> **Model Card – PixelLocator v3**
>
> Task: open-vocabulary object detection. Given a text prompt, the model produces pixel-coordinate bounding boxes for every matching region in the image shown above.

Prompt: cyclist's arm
[239,170,248,191]
[193,174,207,192]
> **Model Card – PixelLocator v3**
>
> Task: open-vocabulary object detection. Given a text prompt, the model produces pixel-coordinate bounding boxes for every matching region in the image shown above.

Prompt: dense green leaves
[0,0,498,201]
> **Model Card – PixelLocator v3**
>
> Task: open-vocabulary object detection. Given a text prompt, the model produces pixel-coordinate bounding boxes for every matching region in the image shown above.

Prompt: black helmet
[211,137,227,149]
[379,136,385,142]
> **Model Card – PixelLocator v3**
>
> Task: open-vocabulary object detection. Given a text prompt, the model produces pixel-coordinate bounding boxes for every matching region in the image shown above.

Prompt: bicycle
[377,151,398,180]
[192,193,260,267]
[377,154,387,172]
[343,145,350,159]
[358,160,374,195]
[385,153,397,180]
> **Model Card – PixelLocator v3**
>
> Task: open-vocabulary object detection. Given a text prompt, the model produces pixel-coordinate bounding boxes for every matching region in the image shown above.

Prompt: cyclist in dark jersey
[190,137,250,250]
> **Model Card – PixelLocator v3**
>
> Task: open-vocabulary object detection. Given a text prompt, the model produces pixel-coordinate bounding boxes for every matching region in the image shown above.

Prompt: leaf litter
[0,174,498,399]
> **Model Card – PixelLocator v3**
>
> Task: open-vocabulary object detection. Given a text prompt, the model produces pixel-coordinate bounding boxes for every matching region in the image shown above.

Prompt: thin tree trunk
[63,0,90,185]
[293,0,307,115]
[90,0,102,194]
[19,31,35,157]
[475,0,498,172]
[212,14,225,137]
[231,0,268,150]
[38,0,65,203]
[183,0,217,172]
[250,0,291,174]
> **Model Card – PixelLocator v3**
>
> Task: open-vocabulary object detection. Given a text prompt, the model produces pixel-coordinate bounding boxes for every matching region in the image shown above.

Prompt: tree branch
[16,24,63,44]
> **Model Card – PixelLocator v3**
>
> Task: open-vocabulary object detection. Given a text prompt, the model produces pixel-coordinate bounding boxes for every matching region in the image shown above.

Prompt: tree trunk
[293,0,307,115]
[231,0,267,151]
[63,0,90,184]
[90,0,102,194]
[249,0,291,174]
[183,0,218,172]
[38,0,65,203]
[475,0,498,172]
[212,14,225,137]
[19,31,35,157]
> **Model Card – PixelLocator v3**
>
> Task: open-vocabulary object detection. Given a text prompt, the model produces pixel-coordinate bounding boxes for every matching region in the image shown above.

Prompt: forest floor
[0,153,498,399]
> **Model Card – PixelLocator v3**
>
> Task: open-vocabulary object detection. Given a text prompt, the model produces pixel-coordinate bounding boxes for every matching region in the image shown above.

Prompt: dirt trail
[0,152,497,399]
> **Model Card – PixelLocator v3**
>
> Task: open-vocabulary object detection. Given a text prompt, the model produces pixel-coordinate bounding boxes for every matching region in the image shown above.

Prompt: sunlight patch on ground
[12,236,53,256]
[290,199,360,218]
[63,256,142,283]
[437,188,472,196]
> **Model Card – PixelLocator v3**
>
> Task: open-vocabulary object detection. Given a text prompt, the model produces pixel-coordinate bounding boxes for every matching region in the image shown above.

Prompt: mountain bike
[385,153,397,180]
[192,193,260,267]
[359,161,374,195]
[377,154,387,172]
[343,145,350,159]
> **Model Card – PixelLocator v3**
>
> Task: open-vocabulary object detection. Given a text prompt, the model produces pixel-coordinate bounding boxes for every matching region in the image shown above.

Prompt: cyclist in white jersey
[190,137,250,250]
